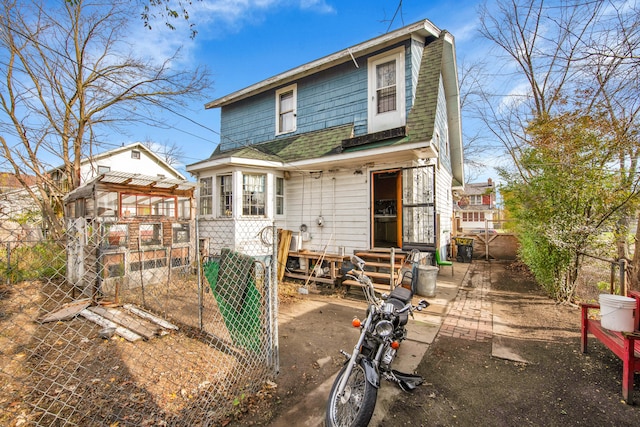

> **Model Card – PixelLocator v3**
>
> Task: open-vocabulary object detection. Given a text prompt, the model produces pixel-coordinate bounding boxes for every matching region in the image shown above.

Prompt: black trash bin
[454,237,474,263]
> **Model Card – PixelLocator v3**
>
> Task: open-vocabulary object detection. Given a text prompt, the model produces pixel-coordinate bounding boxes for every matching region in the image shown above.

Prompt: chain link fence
[1,211,279,426]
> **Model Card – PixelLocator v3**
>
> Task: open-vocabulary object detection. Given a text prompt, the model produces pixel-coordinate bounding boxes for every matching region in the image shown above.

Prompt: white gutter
[186,140,436,173]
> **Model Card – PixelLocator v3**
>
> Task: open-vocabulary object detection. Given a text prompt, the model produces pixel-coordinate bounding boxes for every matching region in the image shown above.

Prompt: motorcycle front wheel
[325,361,378,427]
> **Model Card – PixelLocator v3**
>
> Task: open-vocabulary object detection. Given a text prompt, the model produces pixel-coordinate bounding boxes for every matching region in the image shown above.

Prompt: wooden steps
[342,249,411,293]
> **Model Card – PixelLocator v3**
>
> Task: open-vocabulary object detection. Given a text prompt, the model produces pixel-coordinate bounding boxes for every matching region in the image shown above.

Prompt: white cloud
[192,0,335,35]
[300,0,335,14]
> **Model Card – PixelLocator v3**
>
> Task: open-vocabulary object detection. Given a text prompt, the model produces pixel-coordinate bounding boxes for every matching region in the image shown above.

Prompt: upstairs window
[276,84,297,135]
[98,165,110,174]
[367,47,405,133]
[469,195,483,205]
[376,60,397,113]
[131,150,141,159]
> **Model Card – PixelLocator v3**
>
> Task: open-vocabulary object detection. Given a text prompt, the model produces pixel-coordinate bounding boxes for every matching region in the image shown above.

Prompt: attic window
[131,150,141,159]
[276,84,297,135]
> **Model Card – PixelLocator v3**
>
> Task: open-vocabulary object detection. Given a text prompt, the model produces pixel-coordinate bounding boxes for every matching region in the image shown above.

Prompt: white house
[187,19,464,259]
[50,142,186,192]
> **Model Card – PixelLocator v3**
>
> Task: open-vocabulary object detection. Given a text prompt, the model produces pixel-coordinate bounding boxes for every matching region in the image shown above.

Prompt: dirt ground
[4,260,639,426]
[379,263,640,427]
[228,261,640,426]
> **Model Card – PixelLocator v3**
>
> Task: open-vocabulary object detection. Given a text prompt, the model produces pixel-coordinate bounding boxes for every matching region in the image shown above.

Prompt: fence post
[610,262,616,294]
[271,224,279,374]
[485,219,489,261]
[619,258,627,296]
[5,242,10,286]
[196,216,203,330]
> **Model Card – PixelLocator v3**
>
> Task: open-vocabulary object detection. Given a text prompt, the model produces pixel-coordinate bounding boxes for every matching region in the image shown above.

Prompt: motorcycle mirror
[350,255,366,270]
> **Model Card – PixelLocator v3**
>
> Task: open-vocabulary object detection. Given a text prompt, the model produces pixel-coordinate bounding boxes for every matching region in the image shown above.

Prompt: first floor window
[104,223,128,248]
[130,249,167,272]
[139,223,162,246]
[218,175,233,217]
[171,247,190,268]
[102,253,125,278]
[172,223,190,244]
[276,177,284,215]
[200,177,213,215]
[243,174,265,216]
[462,212,485,222]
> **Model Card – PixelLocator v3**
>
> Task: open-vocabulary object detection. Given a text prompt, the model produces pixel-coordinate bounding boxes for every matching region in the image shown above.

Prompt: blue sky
[126,0,497,179]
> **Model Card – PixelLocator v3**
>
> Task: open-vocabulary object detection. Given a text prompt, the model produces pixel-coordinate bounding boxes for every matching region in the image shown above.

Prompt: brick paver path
[439,262,493,342]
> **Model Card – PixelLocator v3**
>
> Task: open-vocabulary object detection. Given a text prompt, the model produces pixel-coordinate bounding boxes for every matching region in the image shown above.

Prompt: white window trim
[367,46,406,133]
[275,84,297,136]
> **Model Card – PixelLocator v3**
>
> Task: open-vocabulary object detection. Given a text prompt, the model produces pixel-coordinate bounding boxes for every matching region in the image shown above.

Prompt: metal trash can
[415,265,439,297]
[455,237,474,263]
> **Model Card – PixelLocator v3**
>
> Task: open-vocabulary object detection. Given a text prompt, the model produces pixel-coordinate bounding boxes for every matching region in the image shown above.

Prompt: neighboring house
[49,142,186,193]
[63,171,196,295]
[187,19,464,258]
[455,178,497,231]
[0,172,37,193]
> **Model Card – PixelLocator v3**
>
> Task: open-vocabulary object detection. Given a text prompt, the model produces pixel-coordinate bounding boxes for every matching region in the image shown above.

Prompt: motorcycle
[325,254,430,427]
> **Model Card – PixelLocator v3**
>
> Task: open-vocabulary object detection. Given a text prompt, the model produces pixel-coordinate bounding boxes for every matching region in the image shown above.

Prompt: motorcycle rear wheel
[325,361,377,427]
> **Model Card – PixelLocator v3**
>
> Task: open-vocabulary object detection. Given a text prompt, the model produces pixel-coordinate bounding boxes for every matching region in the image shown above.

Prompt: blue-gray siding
[219,41,419,151]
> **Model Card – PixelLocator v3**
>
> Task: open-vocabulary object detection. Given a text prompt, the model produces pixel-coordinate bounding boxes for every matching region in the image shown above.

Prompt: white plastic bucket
[599,294,636,332]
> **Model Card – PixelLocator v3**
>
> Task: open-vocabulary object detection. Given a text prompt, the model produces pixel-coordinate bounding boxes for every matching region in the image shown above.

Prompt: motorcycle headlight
[375,320,394,337]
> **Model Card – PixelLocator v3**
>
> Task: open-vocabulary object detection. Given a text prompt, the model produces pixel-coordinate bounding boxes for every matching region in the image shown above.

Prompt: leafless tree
[141,139,186,167]
[475,0,640,289]
[0,0,210,238]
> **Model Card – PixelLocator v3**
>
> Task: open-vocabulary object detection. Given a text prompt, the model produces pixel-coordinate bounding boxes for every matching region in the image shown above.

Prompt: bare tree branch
[0,0,211,237]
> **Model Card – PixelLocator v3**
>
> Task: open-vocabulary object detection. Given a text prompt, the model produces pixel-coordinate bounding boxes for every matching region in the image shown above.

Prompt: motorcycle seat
[389,286,413,304]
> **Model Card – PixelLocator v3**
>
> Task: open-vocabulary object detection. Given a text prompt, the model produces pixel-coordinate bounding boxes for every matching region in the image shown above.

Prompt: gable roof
[49,142,186,181]
[206,19,443,109]
[193,21,463,186]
